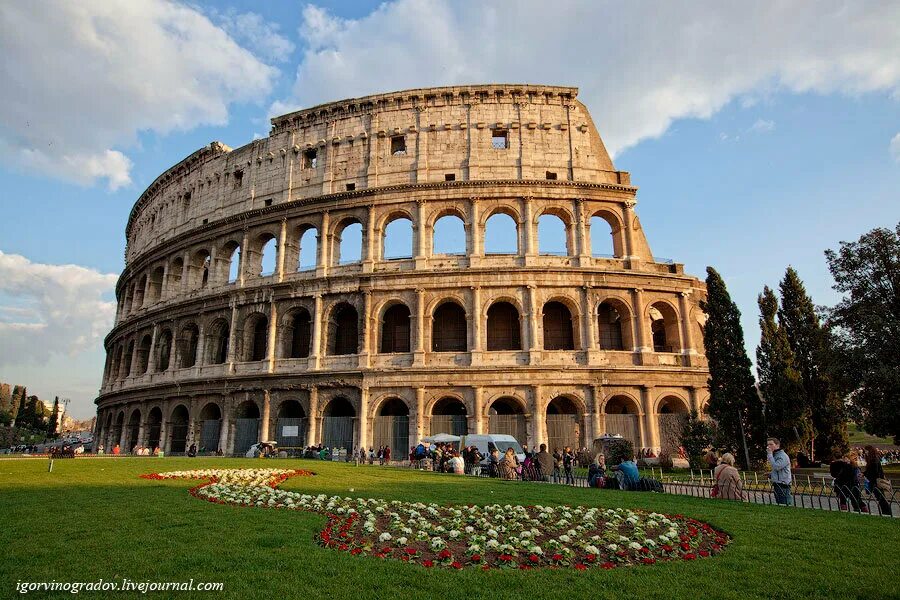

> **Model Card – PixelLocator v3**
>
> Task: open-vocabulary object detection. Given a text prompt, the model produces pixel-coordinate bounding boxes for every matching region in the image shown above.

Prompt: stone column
[239,229,249,286]
[640,386,658,452]
[358,387,369,450]
[592,385,605,438]
[363,204,375,272]
[689,387,701,415]
[161,418,170,454]
[532,385,545,449]
[146,323,160,374]
[226,303,238,371]
[180,251,190,293]
[137,419,146,449]
[622,200,640,268]
[359,291,372,368]
[195,322,207,367]
[581,286,597,360]
[678,290,696,364]
[527,284,540,363]
[218,402,230,452]
[414,288,426,366]
[414,199,427,269]
[316,211,330,278]
[575,198,589,265]
[521,196,534,262]
[415,387,426,444]
[277,218,287,283]
[631,288,650,357]
[472,386,484,435]
[308,386,319,445]
[469,286,482,364]
[128,341,140,377]
[261,391,271,442]
[160,263,170,300]
[267,297,278,373]
[309,293,323,370]
[468,197,482,266]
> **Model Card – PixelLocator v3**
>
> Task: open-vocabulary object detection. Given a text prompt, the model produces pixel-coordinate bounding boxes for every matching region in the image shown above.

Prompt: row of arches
[119,199,629,320]
[98,392,697,456]
[106,294,697,382]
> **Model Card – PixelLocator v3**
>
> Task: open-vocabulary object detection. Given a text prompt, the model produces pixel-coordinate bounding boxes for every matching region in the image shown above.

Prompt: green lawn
[0,458,898,600]
[847,423,894,446]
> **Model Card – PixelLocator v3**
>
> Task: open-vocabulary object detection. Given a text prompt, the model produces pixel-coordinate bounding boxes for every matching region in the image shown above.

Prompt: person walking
[563,446,575,485]
[713,453,746,501]
[766,437,793,506]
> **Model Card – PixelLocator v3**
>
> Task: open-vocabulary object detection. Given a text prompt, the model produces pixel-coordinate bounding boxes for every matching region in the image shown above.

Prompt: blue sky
[0,1,898,418]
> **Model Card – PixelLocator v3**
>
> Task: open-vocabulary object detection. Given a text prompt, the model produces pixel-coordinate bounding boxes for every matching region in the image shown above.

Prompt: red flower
[552,553,564,561]
[350,548,362,555]
[482,564,491,571]
[499,554,514,562]
[680,542,691,551]
[683,553,697,561]
[601,562,616,570]
[529,554,540,563]
[585,554,597,563]
[616,551,628,558]
[439,549,452,560]
[406,548,418,556]
[642,557,656,565]
[662,544,673,552]
[574,563,587,571]
[422,560,434,568]
[640,547,650,554]
[451,561,463,570]
[338,543,348,551]
[470,554,482,563]
[519,564,532,570]
[699,550,710,558]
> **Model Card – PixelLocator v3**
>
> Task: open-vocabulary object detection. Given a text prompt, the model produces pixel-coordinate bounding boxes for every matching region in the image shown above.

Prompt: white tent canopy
[422,433,461,443]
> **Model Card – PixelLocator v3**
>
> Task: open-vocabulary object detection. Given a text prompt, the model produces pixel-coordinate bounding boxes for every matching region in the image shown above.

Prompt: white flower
[559,535,571,543]
[585,545,600,555]
[629,542,642,550]
[397,537,407,546]
[378,532,392,542]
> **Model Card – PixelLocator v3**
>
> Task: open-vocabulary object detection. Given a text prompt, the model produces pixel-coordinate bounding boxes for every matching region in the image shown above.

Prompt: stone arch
[431,299,467,352]
[603,394,641,414]
[189,248,212,289]
[656,394,690,455]
[430,395,468,437]
[334,218,363,265]
[155,328,173,371]
[220,240,241,284]
[133,273,147,309]
[167,256,184,296]
[321,396,355,451]
[545,395,584,452]
[589,208,624,258]
[373,396,411,417]
[542,299,577,350]
[146,265,165,304]
[277,399,306,419]
[326,302,359,355]
[295,224,318,271]
[602,394,641,450]
[535,206,572,256]
[123,283,135,316]
[255,231,279,277]
[597,297,634,351]
[122,339,135,376]
[126,408,141,451]
[275,398,307,449]
[380,211,414,261]
[655,394,690,414]
[176,322,199,368]
[198,401,223,453]
[241,312,269,361]
[372,396,410,455]
[379,302,411,353]
[648,300,681,353]
[112,410,125,448]
[168,404,190,454]
[483,210,519,255]
[136,334,152,374]
[486,395,527,444]
[281,306,312,359]
[431,210,467,256]
[146,406,163,450]
[486,300,522,351]
[110,345,123,380]
[205,318,230,365]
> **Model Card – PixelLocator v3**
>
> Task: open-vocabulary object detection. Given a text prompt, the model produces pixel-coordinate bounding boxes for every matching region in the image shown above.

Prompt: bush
[681,410,715,469]
[605,438,634,465]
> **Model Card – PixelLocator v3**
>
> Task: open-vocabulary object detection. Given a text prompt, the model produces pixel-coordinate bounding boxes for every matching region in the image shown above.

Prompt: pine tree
[13,386,28,427]
[778,267,848,460]
[701,267,767,468]
[756,286,808,456]
[26,396,44,430]
[47,397,60,437]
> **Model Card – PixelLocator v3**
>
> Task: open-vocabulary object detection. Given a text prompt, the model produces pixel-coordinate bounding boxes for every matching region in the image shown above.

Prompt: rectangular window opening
[545,171,557,180]
[302,149,318,169]
[444,173,456,182]
[233,169,244,188]
[491,129,509,150]
[264,198,273,207]
[345,183,356,191]
[391,135,407,155]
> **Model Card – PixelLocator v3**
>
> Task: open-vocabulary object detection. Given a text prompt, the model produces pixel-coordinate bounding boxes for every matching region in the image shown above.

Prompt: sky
[0,1,897,419]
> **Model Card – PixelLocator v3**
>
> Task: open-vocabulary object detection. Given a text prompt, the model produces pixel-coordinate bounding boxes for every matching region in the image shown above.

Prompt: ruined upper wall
[125,84,628,263]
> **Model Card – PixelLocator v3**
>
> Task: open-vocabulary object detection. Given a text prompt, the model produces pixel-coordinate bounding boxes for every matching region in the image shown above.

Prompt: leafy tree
[778,267,847,459]
[701,267,767,468]
[47,397,60,437]
[756,286,809,455]
[825,223,900,444]
[680,410,715,469]
[0,383,11,415]
[13,387,27,428]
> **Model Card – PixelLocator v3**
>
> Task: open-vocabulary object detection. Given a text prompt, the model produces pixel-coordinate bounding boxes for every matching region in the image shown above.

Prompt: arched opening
[233,400,260,455]
[133,274,146,310]
[112,411,125,449]
[123,340,134,376]
[431,397,468,436]
[176,323,199,368]
[199,402,222,453]
[297,227,317,271]
[147,407,162,450]
[168,257,183,296]
[658,396,690,456]
[327,303,358,355]
[432,214,465,255]
[383,216,413,260]
[190,250,211,289]
[598,301,628,351]
[650,302,680,353]
[488,397,526,444]
[111,345,123,380]
[169,405,189,454]
[259,235,278,277]
[590,213,621,258]
[380,304,411,353]
[123,284,134,317]
[276,399,308,449]
[603,396,640,450]
[206,319,230,365]
[486,302,521,351]
[285,309,311,359]
[542,301,574,350]
[242,313,269,362]
[322,397,355,451]
[484,212,518,254]
[147,266,164,303]
[226,244,241,284]
[546,396,581,452]
[127,410,141,452]
[336,221,362,265]
[432,301,466,352]
[136,335,152,374]
[537,213,568,256]
[373,398,409,458]
[156,329,173,371]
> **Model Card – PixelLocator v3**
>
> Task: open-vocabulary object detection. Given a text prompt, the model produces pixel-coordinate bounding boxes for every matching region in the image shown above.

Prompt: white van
[460,434,525,464]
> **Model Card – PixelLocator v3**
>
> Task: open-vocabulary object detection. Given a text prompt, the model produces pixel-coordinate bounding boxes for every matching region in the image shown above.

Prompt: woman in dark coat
[864,445,892,516]
[830,452,861,512]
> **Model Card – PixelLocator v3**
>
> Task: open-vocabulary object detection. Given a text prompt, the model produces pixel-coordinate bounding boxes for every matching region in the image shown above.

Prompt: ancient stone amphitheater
[95,84,709,457]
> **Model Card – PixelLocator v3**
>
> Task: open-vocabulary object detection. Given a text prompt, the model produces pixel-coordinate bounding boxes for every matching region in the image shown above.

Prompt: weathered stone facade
[95,84,709,457]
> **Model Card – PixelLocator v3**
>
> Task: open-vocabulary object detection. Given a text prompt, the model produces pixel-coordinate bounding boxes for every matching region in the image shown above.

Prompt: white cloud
[281,1,900,157]
[0,252,118,365]
[749,119,776,133]
[0,1,278,189]
[891,133,900,162]
[211,9,295,63]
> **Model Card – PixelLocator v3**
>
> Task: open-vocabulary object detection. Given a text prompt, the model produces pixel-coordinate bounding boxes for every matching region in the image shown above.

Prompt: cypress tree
[756,286,808,455]
[14,386,28,427]
[26,396,44,430]
[47,397,60,436]
[778,267,848,460]
[701,267,767,467]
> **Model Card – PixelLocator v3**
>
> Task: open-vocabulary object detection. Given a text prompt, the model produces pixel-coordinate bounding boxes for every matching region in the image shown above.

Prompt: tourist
[187,443,197,458]
[704,449,719,474]
[552,448,563,483]
[766,437,792,506]
[112,444,120,455]
[830,451,861,512]
[534,444,554,482]
[713,453,745,501]
[563,446,576,485]
[97,443,104,455]
[499,447,518,480]
[368,447,375,464]
[358,447,366,464]
[448,451,465,474]
[588,453,606,488]
[611,453,640,491]
[383,446,391,464]
[487,443,500,478]
[863,446,892,516]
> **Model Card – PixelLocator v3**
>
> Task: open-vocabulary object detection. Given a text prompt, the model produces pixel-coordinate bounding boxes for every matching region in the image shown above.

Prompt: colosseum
[95,84,709,458]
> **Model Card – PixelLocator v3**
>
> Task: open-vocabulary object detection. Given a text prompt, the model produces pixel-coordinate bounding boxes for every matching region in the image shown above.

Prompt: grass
[847,423,894,445]
[0,458,898,600]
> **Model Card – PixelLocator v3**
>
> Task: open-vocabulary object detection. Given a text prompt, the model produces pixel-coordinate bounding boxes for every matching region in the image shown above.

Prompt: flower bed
[142,468,730,570]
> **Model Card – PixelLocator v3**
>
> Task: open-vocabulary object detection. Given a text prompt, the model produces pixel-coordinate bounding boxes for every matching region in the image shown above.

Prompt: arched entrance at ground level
[487,398,526,445]
[169,405,189,454]
[233,401,260,456]
[147,407,162,450]
[431,397,468,437]
[322,397,355,452]
[546,397,581,452]
[112,412,125,450]
[373,398,409,458]
[603,396,641,451]
[657,396,690,455]
[199,403,222,453]
[275,400,307,449]
[102,413,112,449]
[127,410,141,452]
